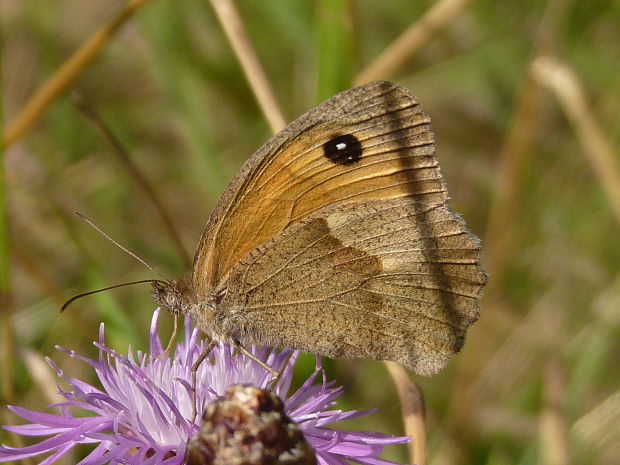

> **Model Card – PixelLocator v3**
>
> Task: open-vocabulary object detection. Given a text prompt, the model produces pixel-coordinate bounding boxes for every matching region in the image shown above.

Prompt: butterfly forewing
[192,82,447,295]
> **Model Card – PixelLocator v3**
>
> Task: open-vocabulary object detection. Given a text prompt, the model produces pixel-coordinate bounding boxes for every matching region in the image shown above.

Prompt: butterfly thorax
[152,277,198,316]
[152,278,233,342]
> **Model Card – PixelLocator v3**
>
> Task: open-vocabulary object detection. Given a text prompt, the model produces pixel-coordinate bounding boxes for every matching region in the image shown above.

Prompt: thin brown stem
[573,390,620,457]
[449,1,571,442]
[72,96,191,266]
[482,73,546,290]
[0,299,15,405]
[539,358,569,465]
[355,0,472,85]
[532,56,620,227]
[21,348,66,406]
[384,361,427,465]
[3,0,153,148]
[0,141,14,409]
[482,0,569,293]
[208,0,287,133]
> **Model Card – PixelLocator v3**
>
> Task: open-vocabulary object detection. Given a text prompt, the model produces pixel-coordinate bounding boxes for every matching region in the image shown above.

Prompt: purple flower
[0,309,409,465]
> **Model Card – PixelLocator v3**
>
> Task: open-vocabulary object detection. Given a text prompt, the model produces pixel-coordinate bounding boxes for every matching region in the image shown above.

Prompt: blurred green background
[2,0,619,464]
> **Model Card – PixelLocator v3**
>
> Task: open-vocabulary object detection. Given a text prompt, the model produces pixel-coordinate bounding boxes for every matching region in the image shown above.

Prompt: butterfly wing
[216,198,485,375]
[192,81,486,374]
[193,81,446,294]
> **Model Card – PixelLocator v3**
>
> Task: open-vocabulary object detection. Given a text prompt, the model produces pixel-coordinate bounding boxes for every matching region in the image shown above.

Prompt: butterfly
[153,80,487,377]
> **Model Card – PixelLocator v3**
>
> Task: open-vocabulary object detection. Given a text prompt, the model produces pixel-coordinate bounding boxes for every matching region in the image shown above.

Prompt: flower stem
[3,0,152,148]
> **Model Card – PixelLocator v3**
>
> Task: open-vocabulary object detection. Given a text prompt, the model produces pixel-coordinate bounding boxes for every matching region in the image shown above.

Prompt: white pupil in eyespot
[336,142,347,151]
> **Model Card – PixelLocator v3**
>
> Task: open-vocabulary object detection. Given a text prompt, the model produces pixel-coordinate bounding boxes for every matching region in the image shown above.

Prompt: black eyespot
[323,134,362,165]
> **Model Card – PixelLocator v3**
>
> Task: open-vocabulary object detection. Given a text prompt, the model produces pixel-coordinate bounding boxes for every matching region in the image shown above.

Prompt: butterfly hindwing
[216,198,485,375]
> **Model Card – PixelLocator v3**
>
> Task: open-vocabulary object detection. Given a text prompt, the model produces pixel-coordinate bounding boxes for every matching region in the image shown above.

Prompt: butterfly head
[152,277,195,315]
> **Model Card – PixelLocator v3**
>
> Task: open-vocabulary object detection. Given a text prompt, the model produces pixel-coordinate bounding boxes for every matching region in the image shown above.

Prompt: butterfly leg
[268,350,295,387]
[235,343,281,382]
[191,340,216,421]
[159,313,179,359]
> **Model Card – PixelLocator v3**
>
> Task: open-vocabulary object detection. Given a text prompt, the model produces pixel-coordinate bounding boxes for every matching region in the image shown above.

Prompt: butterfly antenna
[61,279,167,312]
[74,211,169,282]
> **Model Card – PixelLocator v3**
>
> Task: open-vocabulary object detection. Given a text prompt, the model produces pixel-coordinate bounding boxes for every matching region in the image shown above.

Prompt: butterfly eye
[323,134,362,165]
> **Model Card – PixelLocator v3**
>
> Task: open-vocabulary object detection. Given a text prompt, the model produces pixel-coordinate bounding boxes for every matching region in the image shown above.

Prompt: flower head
[1,309,408,464]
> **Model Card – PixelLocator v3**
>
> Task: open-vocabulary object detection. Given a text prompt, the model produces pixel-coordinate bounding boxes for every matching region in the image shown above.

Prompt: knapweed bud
[187,385,316,465]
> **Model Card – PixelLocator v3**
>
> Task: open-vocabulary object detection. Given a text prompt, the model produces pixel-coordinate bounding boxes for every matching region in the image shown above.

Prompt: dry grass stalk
[21,348,65,406]
[474,291,566,400]
[208,0,287,133]
[3,0,153,148]
[481,75,546,291]
[72,95,191,267]
[0,310,15,404]
[539,358,570,465]
[354,0,472,85]
[451,1,569,441]
[482,0,568,292]
[384,361,427,465]
[532,56,620,227]
[573,391,620,460]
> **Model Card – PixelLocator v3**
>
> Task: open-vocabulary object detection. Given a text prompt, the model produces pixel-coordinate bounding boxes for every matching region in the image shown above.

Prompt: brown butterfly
[152,80,487,377]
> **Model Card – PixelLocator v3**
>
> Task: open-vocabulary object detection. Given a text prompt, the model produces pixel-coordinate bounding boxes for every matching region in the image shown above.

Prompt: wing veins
[289,180,445,224]
[240,200,428,291]
[291,229,465,269]
[280,142,436,201]
[254,103,426,191]
[325,297,465,333]
[369,272,485,285]
[269,134,435,195]
[366,281,481,299]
